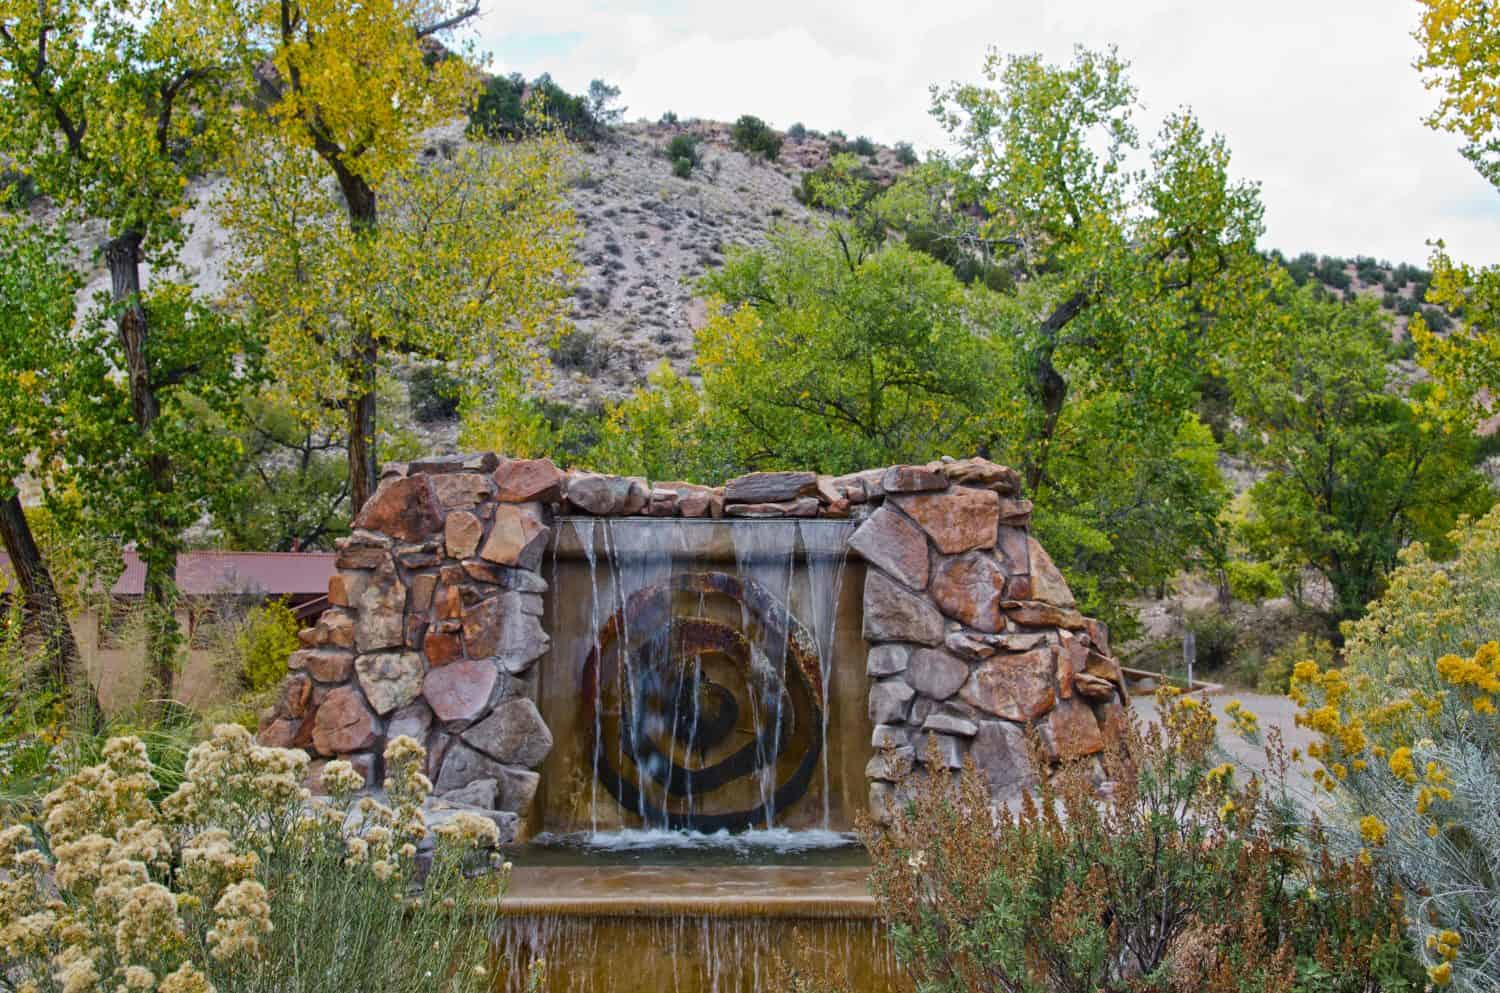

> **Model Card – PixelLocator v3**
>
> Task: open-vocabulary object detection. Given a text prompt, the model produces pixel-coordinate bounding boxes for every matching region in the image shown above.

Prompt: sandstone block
[724,471,818,503]
[892,487,1000,554]
[724,497,819,517]
[460,698,554,768]
[871,724,911,750]
[1027,537,1076,608]
[862,571,944,646]
[493,458,564,503]
[971,719,1035,795]
[959,648,1057,722]
[914,731,963,768]
[1040,698,1105,761]
[290,648,355,684]
[445,511,483,559]
[995,497,1034,526]
[882,465,948,493]
[922,712,979,737]
[869,678,915,724]
[312,686,379,755]
[480,503,549,571]
[354,564,406,653]
[907,648,970,700]
[423,625,464,666]
[425,659,499,725]
[353,475,444,542]
[848,506,930,590]
[1006,601,1087,630]
[929,551,1007,632]
[461,592,548,673]
[865,746,915,782]
[866,643,911,677]
[431,472,495,508]
[355,651,424,715]
[387,700,434,743]
[938,458,1021,494]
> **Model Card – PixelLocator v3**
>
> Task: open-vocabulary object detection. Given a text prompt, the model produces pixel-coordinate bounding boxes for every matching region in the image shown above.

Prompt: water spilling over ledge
[259,456,1131,990]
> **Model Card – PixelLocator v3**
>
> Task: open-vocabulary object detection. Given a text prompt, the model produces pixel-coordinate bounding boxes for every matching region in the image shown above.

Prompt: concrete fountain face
[258,454,1130,992]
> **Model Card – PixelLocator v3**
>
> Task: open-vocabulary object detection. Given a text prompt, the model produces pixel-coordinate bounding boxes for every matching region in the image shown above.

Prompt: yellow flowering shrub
[0,726,506,993]
[1292,507,1500,992]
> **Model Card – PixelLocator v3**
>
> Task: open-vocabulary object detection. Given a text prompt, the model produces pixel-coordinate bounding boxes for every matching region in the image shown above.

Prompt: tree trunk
[105,230,179,713]
[333,166,381,515]
[1023,291,1089,498]
[0,489,103,731]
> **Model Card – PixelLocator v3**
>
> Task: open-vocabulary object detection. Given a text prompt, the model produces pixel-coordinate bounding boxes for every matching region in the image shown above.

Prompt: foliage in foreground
[806,697,1422,993]
[1293,506,1500,991]
[0,727,506,993]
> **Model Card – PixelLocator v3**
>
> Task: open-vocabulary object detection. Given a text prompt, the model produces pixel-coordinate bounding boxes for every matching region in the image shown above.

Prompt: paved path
[1129,689,1321,806]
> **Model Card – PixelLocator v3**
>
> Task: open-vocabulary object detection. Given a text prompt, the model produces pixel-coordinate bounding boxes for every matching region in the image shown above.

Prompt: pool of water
[516,827,869,867]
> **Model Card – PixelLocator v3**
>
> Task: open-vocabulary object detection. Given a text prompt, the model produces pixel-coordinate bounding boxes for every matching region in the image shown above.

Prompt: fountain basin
[491,862,903,993]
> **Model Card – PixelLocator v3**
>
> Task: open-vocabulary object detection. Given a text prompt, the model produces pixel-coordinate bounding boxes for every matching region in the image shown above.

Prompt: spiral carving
[582,571,824,832]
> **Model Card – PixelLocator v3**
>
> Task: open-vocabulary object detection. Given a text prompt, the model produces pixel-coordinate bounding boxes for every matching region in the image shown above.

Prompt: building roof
[1,550,336,598]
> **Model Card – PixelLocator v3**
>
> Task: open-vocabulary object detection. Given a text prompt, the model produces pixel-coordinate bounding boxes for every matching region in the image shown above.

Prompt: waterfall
[798,519,855,829]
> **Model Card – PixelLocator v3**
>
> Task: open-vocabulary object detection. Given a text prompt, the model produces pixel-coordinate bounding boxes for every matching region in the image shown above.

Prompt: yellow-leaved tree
[224,0,578,511]
[1412,1,1500,424]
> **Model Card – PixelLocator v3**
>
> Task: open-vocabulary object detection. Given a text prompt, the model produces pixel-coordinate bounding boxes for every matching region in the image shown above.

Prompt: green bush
[786,122,807,141]
[666,133,699,178]
[731,114,782,160]
[408,364,461,422]
[235,599,301,693]
[850,135,876,157]
[470,71,607,140]
[1255,631,1334,693]
[1226,558,1283,603]
[1185,606,1240,672]
[894,141,917,166]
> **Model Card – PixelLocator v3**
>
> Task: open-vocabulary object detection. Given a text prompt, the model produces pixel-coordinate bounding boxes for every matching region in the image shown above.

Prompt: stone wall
[257,454,1129,837]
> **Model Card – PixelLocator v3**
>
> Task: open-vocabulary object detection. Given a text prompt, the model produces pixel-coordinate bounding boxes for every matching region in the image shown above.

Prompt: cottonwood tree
[1227,283,1491,621]
[0,0,252,708]
[228,0,577,513]
[0,217,102,729]
[1410,1,1500,427]
[930,46,1266,496]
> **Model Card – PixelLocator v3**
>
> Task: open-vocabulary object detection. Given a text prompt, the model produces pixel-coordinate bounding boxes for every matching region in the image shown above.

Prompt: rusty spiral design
[582,571,824,832]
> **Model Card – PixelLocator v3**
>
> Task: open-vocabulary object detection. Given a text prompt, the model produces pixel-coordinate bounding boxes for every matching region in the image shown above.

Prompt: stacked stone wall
[258,453,1128,837]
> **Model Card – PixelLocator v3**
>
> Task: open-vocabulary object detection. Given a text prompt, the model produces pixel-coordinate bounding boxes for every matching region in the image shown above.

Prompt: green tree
[1227,284,1491,621]
[930,46,1265,498]
[0,217,101,729]
[0,0,250,707]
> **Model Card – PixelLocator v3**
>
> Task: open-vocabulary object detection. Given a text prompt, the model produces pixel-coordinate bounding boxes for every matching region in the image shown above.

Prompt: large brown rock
[353,475,444,543]
[493,458,564,503]
[893,487,999,555]
[460,698,553,767]
[1006,601,1087,630]
[480,503,549,571]
[424,624,464,666]
[849,506,930,590]
[907,648,970,700]
[425,659,499,725]
[387,701,433,742]
[939,458,1022,494]
[994,526,1029,576]
[959,649,1057,722]
[445,511,483,559]
[312,686,379,755]
[566,474,648,515]
[1027,537,1075,607]
[929,552,1007,633]
[1040,698,1105,761]
[996,497,1034,526]
[862,571,944,646]
[882,465,947,493]
[724,471,818,503]
[355,564,406,653]
[461,592,548,673]
[288,648,346,684]
[431,472,494,508]
[355,651,424,715]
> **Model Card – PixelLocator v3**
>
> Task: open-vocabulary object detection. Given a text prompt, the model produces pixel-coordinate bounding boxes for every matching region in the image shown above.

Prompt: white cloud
[472,0,1500,265]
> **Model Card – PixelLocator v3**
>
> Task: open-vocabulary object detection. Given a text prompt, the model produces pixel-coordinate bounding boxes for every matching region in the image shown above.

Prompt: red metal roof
[1,550,336,598]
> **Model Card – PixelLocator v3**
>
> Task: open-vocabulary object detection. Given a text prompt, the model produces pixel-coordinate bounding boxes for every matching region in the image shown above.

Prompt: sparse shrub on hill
[658,110,679,126]
[471,71,615,140]
[787,121,807,141]
[1226,558,1283,603]
[666,133,700,178]
[731,115,782,160]
[851,135,876,157]
[893,141,918,165]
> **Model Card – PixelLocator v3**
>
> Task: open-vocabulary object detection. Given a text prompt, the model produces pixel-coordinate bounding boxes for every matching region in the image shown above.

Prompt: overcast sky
[472,0,1500,267]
